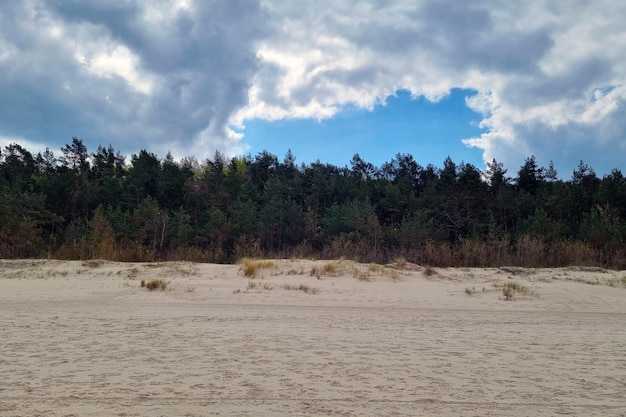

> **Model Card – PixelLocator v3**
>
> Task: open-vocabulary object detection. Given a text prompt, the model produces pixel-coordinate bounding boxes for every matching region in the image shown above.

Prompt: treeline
[1,137,626,268]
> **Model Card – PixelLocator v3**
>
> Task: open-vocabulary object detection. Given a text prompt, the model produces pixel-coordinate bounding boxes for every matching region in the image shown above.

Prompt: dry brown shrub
[514,235,545,268]
[234,235,263,259]
[454,239,513,267]
[241,258,276,277]
[545,240,598,267]
[165,246,225,263]
[144,279,167,291]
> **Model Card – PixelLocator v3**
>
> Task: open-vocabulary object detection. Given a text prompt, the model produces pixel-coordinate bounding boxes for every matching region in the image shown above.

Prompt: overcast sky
[1,1,625,176]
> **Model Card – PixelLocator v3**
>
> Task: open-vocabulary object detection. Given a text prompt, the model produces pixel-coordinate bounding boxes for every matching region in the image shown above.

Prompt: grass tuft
[369,263,401,281]
[241,258,276,277]
[144,279,167,291]
[246,280,274,291]
[310,260,350,278]
[354,269,371,282]
[498,281,536,300]
[282,283,319,294]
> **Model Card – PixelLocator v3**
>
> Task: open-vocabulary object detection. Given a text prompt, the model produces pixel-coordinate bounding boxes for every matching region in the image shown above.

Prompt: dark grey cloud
[502,56,612,106]
[0,0,267,158]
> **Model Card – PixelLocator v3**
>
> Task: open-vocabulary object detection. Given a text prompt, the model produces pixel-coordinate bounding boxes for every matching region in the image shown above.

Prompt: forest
[1,137,625,268]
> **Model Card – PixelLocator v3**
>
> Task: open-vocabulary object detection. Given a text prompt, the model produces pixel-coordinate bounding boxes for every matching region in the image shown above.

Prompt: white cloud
[239,0,626,172]
[1,0,625,173]
[0,135,50,157]
[80,45,153,94]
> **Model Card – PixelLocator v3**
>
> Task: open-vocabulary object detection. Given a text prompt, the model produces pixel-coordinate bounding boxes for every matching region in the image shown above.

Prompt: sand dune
[1,259,625,416]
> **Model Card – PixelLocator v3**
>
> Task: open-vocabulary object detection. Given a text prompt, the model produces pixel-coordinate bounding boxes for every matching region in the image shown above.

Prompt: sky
[1,1,625,177]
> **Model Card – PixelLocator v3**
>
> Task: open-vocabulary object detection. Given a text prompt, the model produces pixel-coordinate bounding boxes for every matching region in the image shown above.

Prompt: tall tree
[158,152,192,211]
[126,150,161,208]
[516,156,544,195]
[569,161,600,225]
[485,158,508,195]
[91,145,126,208]
[1,143,37,191]
[61,137,90,174]
[350,153,377,180]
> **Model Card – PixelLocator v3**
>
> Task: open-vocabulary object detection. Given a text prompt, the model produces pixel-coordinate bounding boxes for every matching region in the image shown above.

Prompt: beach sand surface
[1,259,625,416]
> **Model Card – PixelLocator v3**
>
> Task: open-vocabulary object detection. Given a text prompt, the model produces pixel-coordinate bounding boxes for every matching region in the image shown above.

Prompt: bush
[144,279,167,291]
[240,258,276,277]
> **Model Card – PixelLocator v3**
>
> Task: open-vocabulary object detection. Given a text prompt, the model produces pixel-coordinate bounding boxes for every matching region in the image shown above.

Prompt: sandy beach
[1,259,625,416]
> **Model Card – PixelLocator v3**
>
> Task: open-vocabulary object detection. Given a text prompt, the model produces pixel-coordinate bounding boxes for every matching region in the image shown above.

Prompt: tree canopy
[1,140,625,267]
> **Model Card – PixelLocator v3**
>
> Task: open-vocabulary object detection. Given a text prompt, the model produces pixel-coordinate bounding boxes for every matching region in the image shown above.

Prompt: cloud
[1,0,625,173]
[0,0,266,159]
[239,0,626,173]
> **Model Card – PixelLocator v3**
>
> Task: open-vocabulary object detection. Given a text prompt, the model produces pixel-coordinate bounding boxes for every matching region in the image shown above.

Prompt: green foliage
[133,196,166,250]
[0,191,64,257]
[127,150,161,208]
[89,205,116,258]
[3,140,626,267]
[1,143,38,190]
[518,208,561,241]
[517,156,544,195]
[170,207,194,248]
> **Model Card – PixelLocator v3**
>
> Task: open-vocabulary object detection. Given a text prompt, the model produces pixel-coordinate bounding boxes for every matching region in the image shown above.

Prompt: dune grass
[498,281,537,300]
[143,279,167,291]
[310,259,401,282]
[282,283,319,294]
[310,260,347,278]
[240,258,276,277]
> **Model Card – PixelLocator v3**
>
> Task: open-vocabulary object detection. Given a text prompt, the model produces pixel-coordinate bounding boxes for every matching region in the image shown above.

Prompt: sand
[0,259,625,416]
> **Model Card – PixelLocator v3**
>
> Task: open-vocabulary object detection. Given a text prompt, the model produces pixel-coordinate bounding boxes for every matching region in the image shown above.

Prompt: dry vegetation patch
[281,283,319,294]
[387,257,422,271]
[310,260,349,278]
[142,279,167,291]
[496,281,538,301]
[309,260,401,282]
[245,280,274,291]
[499,266,537,276]
[235,280,319,295]
[564,266,608,274]
[545,268,626,288]
[367,263,401,281]
[559,274,626,288]
[240,259,276,277]
[464,286,487,296]
[82,259,106,268]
